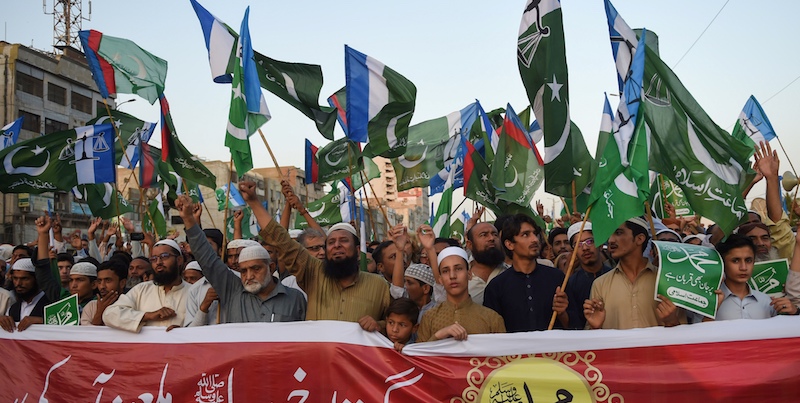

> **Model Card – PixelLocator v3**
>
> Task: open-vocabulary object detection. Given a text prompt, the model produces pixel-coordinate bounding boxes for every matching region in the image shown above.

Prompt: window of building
[16,72,43,97]
[96,101,106,116]
[47,83,67,105]
[19,111,41,132]
[45,118,68,134]
[71,92,92,114]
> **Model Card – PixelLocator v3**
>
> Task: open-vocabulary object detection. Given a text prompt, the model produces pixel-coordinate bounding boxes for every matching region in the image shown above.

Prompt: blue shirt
[483,264,565,332]
[715,282,776,321]
[565,265,612,329]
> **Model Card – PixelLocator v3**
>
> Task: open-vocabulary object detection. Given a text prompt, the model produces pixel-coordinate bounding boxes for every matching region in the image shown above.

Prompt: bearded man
[466,222,508,305]
[103,239,189,332]
[238,180,389,325]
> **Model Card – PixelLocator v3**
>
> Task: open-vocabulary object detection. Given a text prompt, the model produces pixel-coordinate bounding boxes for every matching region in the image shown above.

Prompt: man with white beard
[177,195,306,323]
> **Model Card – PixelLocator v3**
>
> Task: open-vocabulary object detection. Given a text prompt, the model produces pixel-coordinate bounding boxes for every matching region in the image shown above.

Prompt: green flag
[749,258,789,296]
[588,30,650,245]
[463,138,501,216]
[225,206,260,240]
[517,1,591,200]
[490,105,544,207]
[44,294,80,326]
[316,138,364,184]
[295,185,351,229]
[74,183,134,219]
[143,193,167,237]
[225,8,271,176]
[432,164,454,238]
[731,95,776,155]
[650,177,694,219]
[160,95,217,190]
[450,214,466,246]
[348,157,381,192]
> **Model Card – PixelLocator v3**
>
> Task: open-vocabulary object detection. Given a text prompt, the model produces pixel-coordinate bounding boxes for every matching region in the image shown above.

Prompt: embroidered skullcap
[567,222,593,243]
[327,222,358,238]
[227,239,261,250]
[238,245,271,263]
[437,246,469,266]
[70,262,97,277]
[405,263,435,287]
[185,261,202,273]
[154,239,181,253]
[626,217,649,232]
[12,258,35,273]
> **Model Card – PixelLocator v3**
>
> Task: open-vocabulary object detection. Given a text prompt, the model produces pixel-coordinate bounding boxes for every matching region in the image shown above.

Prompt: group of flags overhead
[0,0,784,240]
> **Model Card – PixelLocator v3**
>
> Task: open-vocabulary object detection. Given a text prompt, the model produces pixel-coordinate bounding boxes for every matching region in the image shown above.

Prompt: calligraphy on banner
[748,258,789,297]
[44,294,79,326]
[650,177,695,218]
[653,241,724,318]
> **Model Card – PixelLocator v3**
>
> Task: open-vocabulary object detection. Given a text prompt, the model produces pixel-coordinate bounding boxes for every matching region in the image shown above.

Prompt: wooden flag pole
[257,128,283,175]
[644,201,658,239]
[102,100,141,199]
[359,171,379,239]
[776,137,800,181]
[202,198,218,229]
[547,205,592,330]
[366,179,391,227]
[220,157,234,258]
[571,180,578,216]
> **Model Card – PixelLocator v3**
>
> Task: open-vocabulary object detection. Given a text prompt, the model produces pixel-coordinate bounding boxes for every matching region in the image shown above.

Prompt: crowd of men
[1,142,799,351]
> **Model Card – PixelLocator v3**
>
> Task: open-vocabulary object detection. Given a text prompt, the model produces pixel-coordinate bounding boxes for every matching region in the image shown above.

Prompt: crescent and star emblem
[4,145,50,176]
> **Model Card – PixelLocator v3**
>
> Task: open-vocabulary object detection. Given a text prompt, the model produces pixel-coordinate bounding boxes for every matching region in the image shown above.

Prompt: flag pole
[366,179,391,227]
[102,100,140,213]
[657,174,669,217]
[571,180,578,215]
[644,201,658,239]
[359,171,379,239]
[559,197,572,216]
[257,128,283,176]
[221,157,234,259]
[547,205,592,330]
[202,198,218,229]
[776,136,800,181]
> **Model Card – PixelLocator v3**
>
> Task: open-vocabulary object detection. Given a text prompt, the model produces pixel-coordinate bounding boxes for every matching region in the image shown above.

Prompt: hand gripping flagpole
[547,205,591,330]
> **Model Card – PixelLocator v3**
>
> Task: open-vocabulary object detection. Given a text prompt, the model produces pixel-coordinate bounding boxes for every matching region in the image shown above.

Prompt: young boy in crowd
[385,297,420,352]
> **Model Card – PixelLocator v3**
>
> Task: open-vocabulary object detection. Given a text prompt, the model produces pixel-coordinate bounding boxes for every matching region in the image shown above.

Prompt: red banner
[2,317,800,402]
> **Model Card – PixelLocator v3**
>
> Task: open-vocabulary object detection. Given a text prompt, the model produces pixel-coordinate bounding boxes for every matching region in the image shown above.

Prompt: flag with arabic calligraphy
[489,104,544,206]
[604,0,755,237]
[295,184,352,229]
[314,138,363,184]
[78,30,167,104]
[158,94,217,190]
[653,241,724,318]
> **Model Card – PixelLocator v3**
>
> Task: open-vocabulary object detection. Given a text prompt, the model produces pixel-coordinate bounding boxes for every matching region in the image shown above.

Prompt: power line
[673,0,731,68]
[762,73,800,105]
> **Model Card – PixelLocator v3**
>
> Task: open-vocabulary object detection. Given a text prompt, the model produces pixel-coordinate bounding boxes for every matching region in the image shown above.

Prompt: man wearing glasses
[103,239,189,332]
[564,222,611,329]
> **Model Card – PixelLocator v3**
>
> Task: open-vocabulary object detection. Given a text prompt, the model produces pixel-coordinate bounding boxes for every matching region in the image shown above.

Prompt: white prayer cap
[626,217,649,232]
[238,245,270,264]
[227,239,261,250]
[154,239,181,253]
[656,228,683,241]
[567,222,593,243]
[0,244,13,261]
[327,222,358,238]
[185,261,202,273]
[437,246,469,266]
[70,262,97,277]
[12,258,35,273]
[288,229,303,239]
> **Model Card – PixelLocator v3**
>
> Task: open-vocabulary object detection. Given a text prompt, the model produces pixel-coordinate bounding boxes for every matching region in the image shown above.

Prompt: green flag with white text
[295,185,351,229]
[653,241,724,319]
[316,138,363,184]
[44,294,79,326]
[74,183,134,219]
[490,105,544,207]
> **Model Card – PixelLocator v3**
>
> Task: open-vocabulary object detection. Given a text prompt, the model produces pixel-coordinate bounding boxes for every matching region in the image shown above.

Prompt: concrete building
[0,42,113,244]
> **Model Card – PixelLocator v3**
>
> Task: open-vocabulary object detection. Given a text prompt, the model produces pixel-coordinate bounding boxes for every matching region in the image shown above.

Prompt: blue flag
[1,117,23,151]
[732,95,777,148]
[75,124,117,185]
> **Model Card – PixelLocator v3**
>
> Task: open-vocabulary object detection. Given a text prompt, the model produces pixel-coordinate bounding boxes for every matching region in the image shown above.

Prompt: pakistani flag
[345,45,417,158]
[295,184,352,228]
[78,30,167,104]
[517,0,591,200]
[158,94,217,190]
[490,105,544,206]
[87,110,155,169]
[450,210,469,246]
[225,206,260,240]
[432,163,454,238]
[143,193,167,237]
[315,138,363,184]
[73,183,134,219]
[225,7,271,176]
[190,0,337,139]
[1,117,23,151]
[731,95,777,152]
[0,124,116,194]
[393,102,478,191]
[588,29,650,246]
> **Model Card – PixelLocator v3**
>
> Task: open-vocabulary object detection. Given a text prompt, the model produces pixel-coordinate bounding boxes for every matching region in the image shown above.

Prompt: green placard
[654,241,724,319]
[748,258,789,296]
[44,294,80,326]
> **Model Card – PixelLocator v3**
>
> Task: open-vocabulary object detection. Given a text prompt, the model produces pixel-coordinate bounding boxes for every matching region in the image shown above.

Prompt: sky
[4,0,800,218]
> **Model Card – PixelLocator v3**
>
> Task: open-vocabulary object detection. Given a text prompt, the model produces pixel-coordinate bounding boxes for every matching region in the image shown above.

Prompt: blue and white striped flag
[74,124,116,185]
[0,117,23,151]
